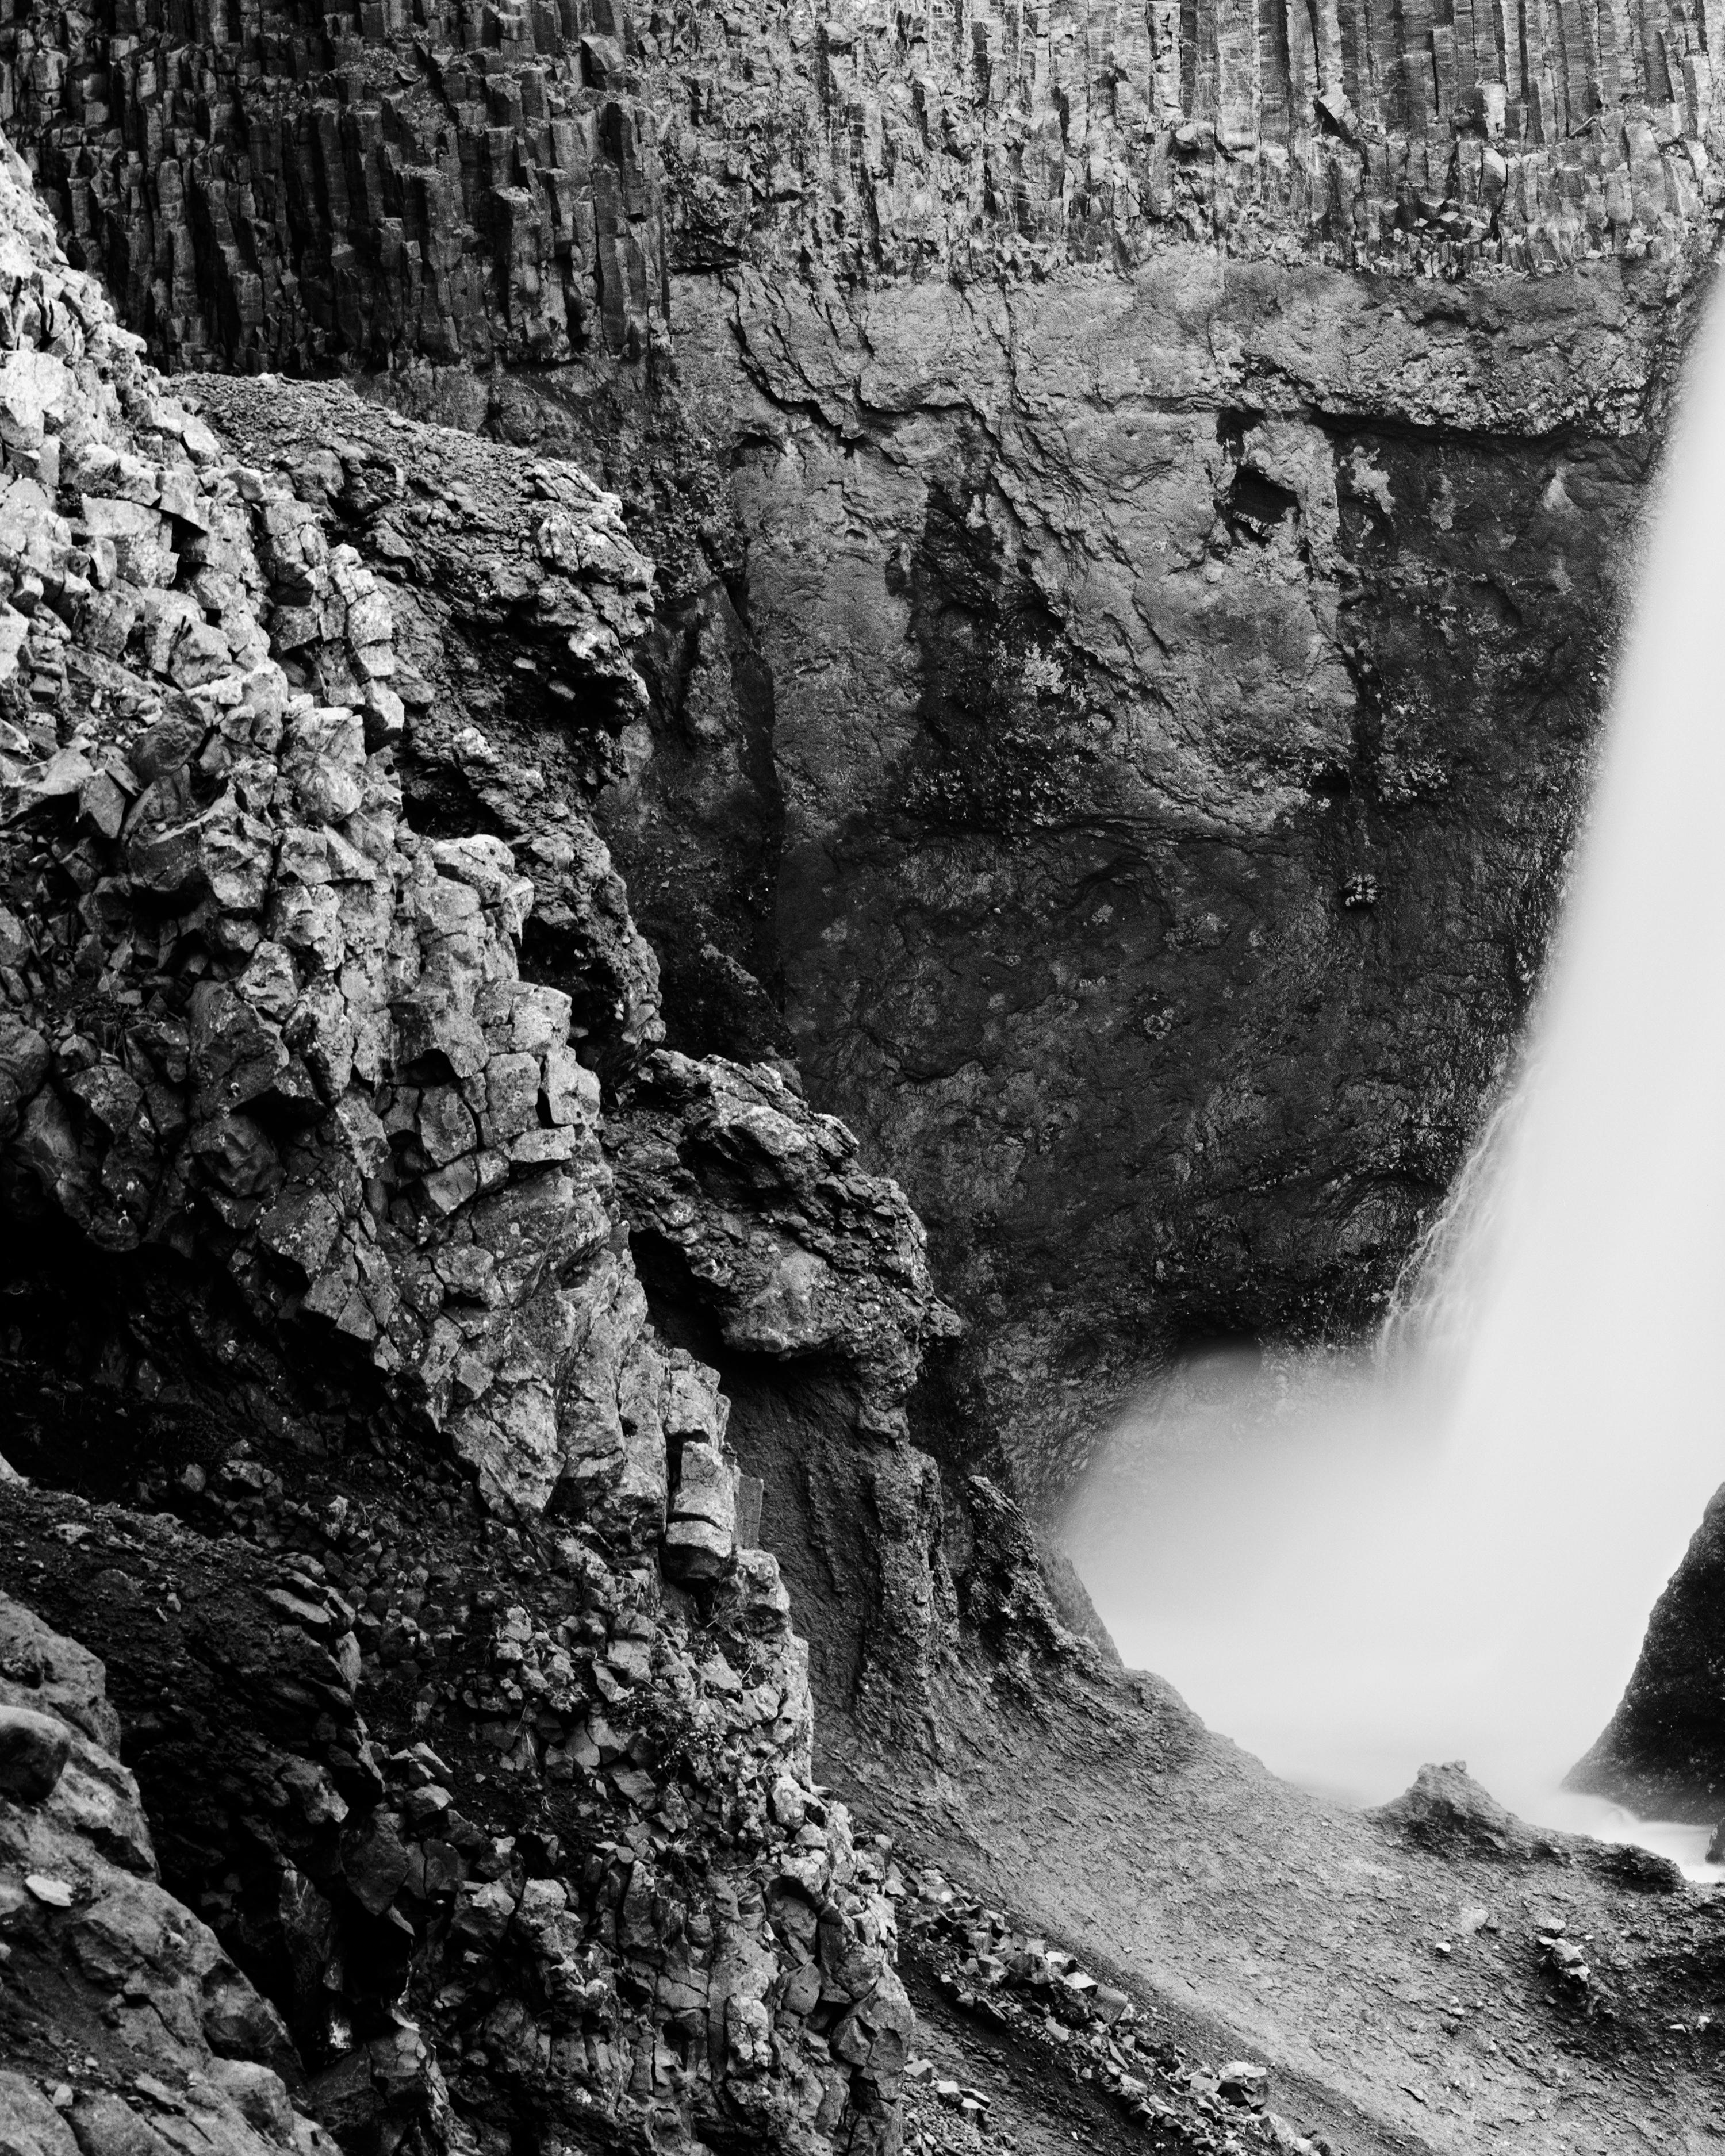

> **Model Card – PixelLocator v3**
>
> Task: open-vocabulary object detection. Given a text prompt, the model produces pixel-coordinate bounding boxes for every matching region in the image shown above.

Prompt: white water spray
[1067,290,1725,1854]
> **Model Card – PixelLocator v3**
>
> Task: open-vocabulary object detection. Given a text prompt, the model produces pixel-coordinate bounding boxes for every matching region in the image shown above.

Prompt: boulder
[0,1701,70,1800]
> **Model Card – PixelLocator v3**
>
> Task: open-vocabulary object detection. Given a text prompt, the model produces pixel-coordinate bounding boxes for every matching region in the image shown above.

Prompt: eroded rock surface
[0,132,926,2156]
[0,1593,331,2156]
[3,2,1721,1499]
[2,52,1725,2156]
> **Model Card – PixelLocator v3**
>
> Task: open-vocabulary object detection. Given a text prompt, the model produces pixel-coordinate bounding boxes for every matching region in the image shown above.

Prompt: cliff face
[655,260,1674,1497]
[3,9,1725,2146]
[6,0,1720,350]
[1569,1481,1725,1824]
[0,138,939,2156]
[0,132,1349,2156]
[7,0,1709,1498]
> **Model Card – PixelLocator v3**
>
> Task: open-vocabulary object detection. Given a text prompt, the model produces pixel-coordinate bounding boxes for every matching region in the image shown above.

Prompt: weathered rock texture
[1569,1479,1725,1824]
[3,0,669,372]
[0,126,1328,2155]
[6,0,1715,1498]
[654,263,1686,1498]
[0,133,937,2156]
[6,0,1723,365]
[5,67,1725,2154]
[0,1592,334,2156]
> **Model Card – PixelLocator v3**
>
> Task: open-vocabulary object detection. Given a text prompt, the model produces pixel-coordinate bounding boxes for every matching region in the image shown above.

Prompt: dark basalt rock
[1570,1480,1725,1824]
[3,0,1718,1510]
[3,6,1725,2146]
[0,1701,71,1801]
[0,148,929,2156]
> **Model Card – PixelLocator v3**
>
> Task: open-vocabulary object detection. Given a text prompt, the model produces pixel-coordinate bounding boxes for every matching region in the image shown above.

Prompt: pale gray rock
[0,1702,70,1801]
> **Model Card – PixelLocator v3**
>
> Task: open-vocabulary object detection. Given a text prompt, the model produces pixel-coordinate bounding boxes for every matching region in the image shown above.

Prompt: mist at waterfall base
[1066,295,1725,1867]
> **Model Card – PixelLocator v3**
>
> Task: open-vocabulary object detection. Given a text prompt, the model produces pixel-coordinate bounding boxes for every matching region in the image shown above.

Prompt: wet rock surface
[654,259,1680,1501]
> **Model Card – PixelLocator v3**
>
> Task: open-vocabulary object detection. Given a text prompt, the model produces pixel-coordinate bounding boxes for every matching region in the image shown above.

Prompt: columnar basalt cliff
[1,1,1718,1498]
[5,0,1722,342]
[0,139,939,2156]
[6,13,1725,2150]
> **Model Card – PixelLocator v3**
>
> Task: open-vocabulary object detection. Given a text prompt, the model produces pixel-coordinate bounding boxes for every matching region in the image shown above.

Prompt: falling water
[1066,286,1725,1856]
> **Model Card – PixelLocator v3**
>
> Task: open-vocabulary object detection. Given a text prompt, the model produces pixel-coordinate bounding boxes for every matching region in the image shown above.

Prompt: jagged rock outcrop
[0,1593,334,2156]
[4,1474,919,2156]
[0,170,662,1515]
[1568,1480,1725,1823]
[0,131,940,2156]
[6,0,1713,1502]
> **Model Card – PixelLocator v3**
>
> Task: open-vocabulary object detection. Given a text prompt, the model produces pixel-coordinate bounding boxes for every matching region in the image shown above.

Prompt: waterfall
[1066,289,1725,1850]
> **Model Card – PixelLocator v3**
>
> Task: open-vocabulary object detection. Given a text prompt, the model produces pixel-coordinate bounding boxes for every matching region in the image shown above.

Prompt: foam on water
[1065,286,1725,1852]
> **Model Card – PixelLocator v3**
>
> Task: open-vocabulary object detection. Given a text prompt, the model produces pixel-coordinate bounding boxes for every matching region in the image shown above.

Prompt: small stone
[401,1783,451,1829]
[610,1764,657,1809]
[1218,2060,1269,2109]
[25,1873,75,1907]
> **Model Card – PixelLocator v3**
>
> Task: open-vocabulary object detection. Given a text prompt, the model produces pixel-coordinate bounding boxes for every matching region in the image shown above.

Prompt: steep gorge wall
[656,256,1673,1495]
[0,1,1717,1502]
[0,142,947,2156]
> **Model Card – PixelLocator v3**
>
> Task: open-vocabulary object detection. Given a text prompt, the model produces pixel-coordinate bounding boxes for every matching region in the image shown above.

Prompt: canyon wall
[1,0,1718,1494]
[3,10,1725,2147]
[0,144,934,2155]
[0,134,1317,2156]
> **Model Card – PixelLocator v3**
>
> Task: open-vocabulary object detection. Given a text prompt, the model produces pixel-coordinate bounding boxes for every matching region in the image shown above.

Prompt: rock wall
[4,0,1722,367]
[1,0,669,373]
[650,256,1685,1496]
[0,0,1707,1509]
[0,133,947,2156]
[1569,1479,1725,1825]
[1,1592,335,2156]
[5,0,1712,1499]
